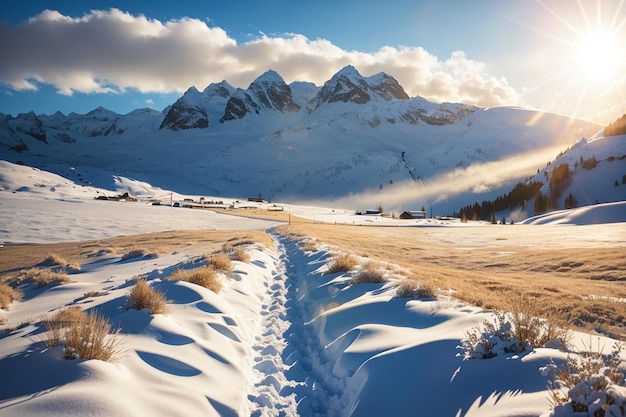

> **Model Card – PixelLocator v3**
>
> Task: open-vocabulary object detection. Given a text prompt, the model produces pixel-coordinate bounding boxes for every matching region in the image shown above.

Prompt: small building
[400,210,427,219]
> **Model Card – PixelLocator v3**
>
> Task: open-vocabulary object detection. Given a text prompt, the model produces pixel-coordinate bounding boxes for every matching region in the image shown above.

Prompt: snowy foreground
[0,231,570,417]
[1,164,626,416]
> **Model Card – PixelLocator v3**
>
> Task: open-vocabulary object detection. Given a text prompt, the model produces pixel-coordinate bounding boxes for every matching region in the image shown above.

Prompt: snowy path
[247,233,342,417]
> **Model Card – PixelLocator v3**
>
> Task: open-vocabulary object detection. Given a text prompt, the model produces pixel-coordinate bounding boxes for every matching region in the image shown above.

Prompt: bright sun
[577,31,624,80]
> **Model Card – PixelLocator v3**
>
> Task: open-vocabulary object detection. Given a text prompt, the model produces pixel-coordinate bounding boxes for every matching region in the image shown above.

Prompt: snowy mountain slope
[504,133,626,221]
[0,66,605,214]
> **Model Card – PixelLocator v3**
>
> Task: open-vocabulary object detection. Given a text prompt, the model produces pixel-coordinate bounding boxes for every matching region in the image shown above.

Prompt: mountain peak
[314,66,410,108]
[253,69,285,85]
[336,65,361,77]
[315,66,371,107]
[220,69,300,122]
[159,87,208,131]
[203,81,235,99]
[184,86,201,96]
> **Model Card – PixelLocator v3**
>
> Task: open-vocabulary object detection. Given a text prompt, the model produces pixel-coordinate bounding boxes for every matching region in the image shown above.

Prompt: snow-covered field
[1,161,626,417]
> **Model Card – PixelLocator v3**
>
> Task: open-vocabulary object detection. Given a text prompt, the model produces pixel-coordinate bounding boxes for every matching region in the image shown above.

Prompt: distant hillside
[455,133,626,222]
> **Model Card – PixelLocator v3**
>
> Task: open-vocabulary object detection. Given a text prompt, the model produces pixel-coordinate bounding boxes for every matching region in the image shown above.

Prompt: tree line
[455,181,543,222]
[605,113,626,137]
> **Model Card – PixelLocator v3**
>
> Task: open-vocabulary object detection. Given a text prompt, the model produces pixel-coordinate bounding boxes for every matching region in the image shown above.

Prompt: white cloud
[0,8,521,108]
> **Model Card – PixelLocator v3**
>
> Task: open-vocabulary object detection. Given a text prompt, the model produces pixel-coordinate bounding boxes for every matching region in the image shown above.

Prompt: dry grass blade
[126,279,170,314]
[38,253,67,267]
[327,253,358,274]
[299,240,319,253]
[168,267,222,293]
[42,307,121,362]
[395,279,437,299]
[231,246,250,263]
[9,268,71,288]
[0,283,23,309]
[42,306,85,347]
[120,249,148,261]
[221,233,275,252]
[63,310,121,361]
[208,253,232,272]
[350,261,386,285]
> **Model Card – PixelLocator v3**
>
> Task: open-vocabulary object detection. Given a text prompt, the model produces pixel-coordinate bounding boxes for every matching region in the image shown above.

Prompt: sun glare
[577,31,624,80]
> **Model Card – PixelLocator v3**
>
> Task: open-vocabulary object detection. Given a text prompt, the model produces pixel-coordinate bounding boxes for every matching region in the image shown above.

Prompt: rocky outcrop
[160,87,209,131]
[314,65,410,109]
[220,70,300,122]
[8,111,47,143]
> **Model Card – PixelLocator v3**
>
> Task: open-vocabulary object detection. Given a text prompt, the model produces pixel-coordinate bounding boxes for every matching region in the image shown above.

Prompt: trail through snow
[248,232,341,417]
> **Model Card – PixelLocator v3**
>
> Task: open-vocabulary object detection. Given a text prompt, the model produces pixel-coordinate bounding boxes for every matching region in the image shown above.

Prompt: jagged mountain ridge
[0,66,479,147]
[0,66,606,214]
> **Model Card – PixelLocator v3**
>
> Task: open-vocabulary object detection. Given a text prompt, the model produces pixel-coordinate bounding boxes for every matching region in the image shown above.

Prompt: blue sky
[1,1,624,124]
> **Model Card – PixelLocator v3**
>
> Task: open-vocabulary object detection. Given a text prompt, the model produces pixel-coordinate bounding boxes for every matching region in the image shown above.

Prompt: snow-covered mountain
[0,66,611,214]
[523,133,626,216]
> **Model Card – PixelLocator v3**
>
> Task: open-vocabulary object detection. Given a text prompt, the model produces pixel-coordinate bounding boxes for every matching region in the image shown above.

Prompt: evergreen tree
[564,192,578,209]
[534,192,548,214]
[605,113,626,137]
[549,163,572,208]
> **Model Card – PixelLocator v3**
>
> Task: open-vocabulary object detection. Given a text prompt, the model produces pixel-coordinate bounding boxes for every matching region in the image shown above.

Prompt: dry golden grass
[277,222,626,339]
[42,306,121,361]
[395,279,437,299]
[0,283,23,309]
[62,310,121,361]
[168,267,222,293]
[0,231,273,277]
[38,253,67,267]
[299,240,319,253]
[42,306,85,347]
[126,279,170,315]
[208,252,232,272]
[543,343,624,409]
[221,233,275,252]
[350,261,386,284]
[327,253,358,274]
[83,290,104,298]
[120,248,149,261]
[506,295,571,348]
[36,253,81,273]
[231,246,250,263]
[7,268,71,288]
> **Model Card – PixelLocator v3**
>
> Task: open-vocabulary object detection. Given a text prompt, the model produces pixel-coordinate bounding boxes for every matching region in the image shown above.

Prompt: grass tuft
[231,246,250,263]
[350,261,386,285]
[42,306,84,347]
[327,253,358,274]
[168,267,222,293]
[42,307,121,361]
[126,279,170,315]
[208,252,232,272]
[38,253,67,267]
[83,290,104,299]
[395,279,437,299]
[0,283,23,309]
[120,249,148,261]
[461,295,571,359]
[9,268,71,288]
[300,240,319,253]
[63,310,121,361]
[541,341,625,412]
